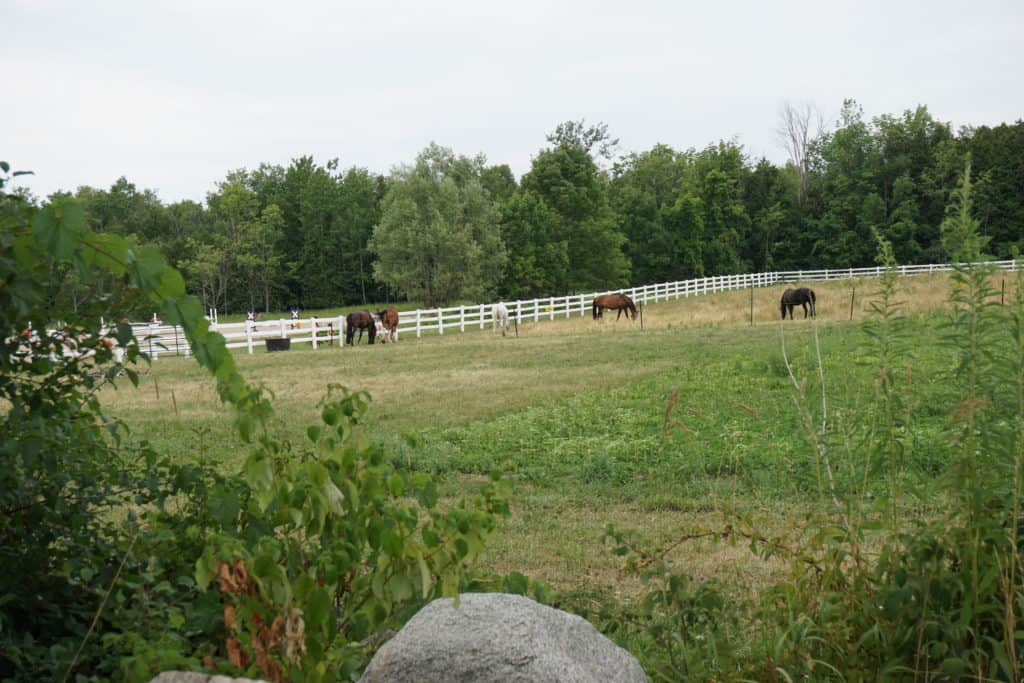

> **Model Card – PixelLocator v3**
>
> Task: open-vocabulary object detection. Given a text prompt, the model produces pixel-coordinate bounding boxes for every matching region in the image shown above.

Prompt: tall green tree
[498,190,567,298]
[370,144,505,306]
[690,142,752,275]
[236,204,285,312]
[610,144,691,284]
[967,121,1024,257]
[521,123,629,291]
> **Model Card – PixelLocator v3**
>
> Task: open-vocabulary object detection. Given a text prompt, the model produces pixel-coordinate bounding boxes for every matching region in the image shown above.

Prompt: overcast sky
[5,0,1022,203]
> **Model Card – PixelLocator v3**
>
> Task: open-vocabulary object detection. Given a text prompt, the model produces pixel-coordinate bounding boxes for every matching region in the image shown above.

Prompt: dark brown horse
[780,287,816,319]
[592,293,637,321]
[375,308,399,343]
[346,311,376,345]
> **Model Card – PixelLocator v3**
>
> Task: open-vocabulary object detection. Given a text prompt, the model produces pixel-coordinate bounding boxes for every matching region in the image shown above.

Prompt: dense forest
[30,100,1024,312]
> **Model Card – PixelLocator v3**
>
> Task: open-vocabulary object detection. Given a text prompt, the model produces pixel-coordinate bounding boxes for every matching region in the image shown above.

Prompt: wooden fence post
[312,317,318,349]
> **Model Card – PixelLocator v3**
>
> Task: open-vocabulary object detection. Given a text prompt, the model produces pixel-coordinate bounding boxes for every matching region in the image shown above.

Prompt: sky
[5,0,1023,204]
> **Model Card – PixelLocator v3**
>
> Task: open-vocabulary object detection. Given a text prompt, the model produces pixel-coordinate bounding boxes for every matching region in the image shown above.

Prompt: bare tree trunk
[777,101,823,206]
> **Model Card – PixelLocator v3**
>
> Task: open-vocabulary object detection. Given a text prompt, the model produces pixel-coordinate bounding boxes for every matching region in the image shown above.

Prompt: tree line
[35,100,1024,313]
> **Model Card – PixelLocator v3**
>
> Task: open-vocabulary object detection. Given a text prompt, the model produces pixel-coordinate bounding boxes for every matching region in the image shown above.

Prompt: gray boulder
[149,674,268,683]
[359,592,646,683]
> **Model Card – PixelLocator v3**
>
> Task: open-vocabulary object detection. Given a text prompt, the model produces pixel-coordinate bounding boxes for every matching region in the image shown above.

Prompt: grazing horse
[345,311,376,345]
[592,293,638,321]
[375,308,399,343]
[492,303,511,336]
[780,287,816,319]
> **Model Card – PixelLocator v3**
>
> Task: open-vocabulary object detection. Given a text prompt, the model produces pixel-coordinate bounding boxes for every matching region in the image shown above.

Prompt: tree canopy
[22,107,1024,312]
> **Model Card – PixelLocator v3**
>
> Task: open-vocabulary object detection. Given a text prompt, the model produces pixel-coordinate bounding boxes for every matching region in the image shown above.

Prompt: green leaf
[32,202,83,259]
[156,265,186,299]
[388,473,405,497]
[939,657,967,677]
[81,232,129,275]
[417,553,433,598]
[323,479,345,515]
[305,587,331,632]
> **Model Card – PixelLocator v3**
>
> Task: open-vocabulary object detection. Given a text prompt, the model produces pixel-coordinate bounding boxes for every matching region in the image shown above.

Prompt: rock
[149,673,269,683]
[359,592,647,683]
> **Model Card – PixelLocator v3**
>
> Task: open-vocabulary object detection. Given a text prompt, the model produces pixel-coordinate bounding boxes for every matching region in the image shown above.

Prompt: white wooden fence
[135,259,1019,358]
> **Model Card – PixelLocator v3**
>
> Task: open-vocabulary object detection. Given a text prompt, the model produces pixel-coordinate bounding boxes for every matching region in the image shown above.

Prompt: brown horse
[592,293,637,321]
[345,311,376,345]
[375,308,399,343]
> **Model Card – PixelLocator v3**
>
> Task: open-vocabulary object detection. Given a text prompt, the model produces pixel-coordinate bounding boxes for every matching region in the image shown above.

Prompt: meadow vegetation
[99,262,1023,679]
[6,158,1024,681]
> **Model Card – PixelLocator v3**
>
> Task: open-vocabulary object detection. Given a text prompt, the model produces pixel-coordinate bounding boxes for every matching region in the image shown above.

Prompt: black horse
[780,288,816,319]
[345,311,376,345]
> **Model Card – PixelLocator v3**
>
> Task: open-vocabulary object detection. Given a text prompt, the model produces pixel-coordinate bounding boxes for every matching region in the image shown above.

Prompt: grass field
[101,273,1006,604]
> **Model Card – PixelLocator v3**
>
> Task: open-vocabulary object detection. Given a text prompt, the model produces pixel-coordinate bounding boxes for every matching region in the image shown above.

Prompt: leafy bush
[193,386,510,681]
[0,164,510,682]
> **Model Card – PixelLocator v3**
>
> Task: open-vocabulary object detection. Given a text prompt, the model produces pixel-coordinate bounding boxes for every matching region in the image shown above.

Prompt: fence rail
[134,259,1019,358]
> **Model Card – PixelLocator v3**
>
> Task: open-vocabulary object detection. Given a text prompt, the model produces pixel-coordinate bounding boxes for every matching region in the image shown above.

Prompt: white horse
[492,303,510,336]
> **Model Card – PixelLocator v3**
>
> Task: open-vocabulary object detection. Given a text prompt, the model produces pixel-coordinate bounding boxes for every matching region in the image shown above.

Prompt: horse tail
[810,289,817,317]
[592,300,599,320]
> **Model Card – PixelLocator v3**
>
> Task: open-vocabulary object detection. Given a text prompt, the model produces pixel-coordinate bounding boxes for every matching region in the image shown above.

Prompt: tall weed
[603,163,1024,680]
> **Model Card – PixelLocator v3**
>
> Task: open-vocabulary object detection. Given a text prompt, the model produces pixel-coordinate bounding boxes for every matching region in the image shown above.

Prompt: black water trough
[265,338,291,352]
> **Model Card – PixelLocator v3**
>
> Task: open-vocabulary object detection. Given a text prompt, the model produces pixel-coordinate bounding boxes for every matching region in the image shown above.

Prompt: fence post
[311,317,318,349]
[438,308,443,335]
[416,309,422,338]
[279,318,285,338]
[480,303,485,329]
[245,321,253,354]
[460,305,465,332]
[339,315,345,348]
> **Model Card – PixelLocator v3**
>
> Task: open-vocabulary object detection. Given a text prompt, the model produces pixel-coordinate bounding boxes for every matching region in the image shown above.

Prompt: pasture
[102,272,982,603]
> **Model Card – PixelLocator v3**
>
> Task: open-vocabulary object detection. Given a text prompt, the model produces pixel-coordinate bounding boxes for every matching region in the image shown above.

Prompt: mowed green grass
[101,274,982,598]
